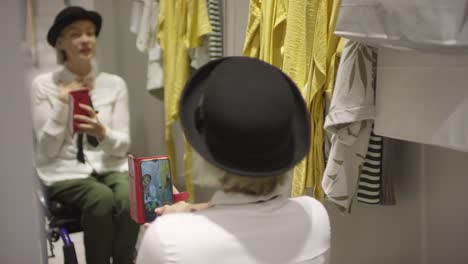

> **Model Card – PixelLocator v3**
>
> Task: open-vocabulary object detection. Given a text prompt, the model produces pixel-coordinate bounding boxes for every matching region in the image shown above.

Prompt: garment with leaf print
[322,40,377,213]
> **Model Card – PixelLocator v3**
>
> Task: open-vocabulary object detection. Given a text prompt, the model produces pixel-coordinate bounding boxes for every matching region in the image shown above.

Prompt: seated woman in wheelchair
[31,6,139,264]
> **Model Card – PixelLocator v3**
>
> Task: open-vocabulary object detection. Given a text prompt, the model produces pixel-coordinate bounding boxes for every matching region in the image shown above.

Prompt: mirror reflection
[16,0,468,264]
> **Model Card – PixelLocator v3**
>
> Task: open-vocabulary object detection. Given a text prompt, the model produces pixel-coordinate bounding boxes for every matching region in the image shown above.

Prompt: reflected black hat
[47,6,102,47]
[179,57,310,177]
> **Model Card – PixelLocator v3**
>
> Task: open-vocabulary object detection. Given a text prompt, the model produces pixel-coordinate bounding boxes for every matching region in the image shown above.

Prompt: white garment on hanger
[190,36,211,69]
[136,0,164,91]
[322,40,376,213]
[375,48,468,152]
[130,0,144,34]
[335,0,468,51]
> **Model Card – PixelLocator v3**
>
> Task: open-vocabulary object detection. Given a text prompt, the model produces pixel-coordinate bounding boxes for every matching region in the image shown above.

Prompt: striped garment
[357,49,395,206]
[357,50,382,204]
[207,0,223,59]
[357,131,383,204]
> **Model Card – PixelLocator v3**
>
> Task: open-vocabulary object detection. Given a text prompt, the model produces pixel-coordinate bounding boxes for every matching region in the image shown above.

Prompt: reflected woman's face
[56,20,96,63]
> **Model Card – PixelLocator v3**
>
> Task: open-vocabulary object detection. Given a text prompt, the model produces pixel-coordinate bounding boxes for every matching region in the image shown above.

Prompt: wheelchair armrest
[35,187,51,217]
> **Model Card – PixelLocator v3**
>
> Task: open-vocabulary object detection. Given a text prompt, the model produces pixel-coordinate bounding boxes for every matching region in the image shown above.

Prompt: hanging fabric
[136,0,164,94]
[288,0,342,200]
[357,128,383,204]
[190,0,224,68]
[356,52,384,205]
[242,0,342,200]
[207,0,223,60]
[335,0,468,51]
[158,0,212,200]
[130,0,144,34]
[322,39,377,213]
[375,47,468,153]
[243,0,287,68]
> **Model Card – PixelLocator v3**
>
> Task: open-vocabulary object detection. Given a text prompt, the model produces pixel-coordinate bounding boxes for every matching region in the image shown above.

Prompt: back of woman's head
[192,151,289,196]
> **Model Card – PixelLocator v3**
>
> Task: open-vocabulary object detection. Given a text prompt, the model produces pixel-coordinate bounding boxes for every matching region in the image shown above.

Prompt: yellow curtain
[158,0,211,201]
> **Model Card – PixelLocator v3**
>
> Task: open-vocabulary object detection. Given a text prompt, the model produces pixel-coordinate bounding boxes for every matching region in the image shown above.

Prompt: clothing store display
[322,40,376,212]
[335,0,468,51]
[179,57,310,177]
[47,6,102,46]
[288,0,342,200]
[243,0,287,68]
[32,66,129,185]
[48,171,139,264]
[137,189,330,264]
[157,0,211,197]
[375,48,468,153]
[357,129,382,204]
[136,0,164,92]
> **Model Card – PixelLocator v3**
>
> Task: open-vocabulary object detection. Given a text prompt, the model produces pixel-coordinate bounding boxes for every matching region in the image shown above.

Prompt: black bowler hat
[179,57,310,177]
[47,6,102,47]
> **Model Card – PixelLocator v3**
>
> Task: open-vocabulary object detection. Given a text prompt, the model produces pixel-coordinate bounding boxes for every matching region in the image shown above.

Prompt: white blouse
[31,66,130,185]
[137,190,331,264]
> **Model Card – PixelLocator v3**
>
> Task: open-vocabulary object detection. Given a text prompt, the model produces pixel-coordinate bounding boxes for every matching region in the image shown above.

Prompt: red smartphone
[68,88,91,134]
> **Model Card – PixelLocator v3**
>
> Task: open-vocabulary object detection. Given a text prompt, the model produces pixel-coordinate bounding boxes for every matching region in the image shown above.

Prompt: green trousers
[48,171,140,264]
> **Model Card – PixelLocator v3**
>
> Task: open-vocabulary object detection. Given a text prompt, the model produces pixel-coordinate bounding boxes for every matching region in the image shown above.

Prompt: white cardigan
[31,66,130,185]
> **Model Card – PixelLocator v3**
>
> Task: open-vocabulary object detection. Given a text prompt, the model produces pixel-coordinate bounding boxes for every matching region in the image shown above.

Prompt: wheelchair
[37,187,82,264]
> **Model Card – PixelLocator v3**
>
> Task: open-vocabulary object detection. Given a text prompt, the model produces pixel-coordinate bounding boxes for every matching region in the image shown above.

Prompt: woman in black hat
[31,6,139,264]
[136,57,331,264]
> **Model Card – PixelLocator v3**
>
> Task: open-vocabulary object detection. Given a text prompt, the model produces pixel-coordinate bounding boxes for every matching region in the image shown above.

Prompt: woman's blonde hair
[192,151,289,196]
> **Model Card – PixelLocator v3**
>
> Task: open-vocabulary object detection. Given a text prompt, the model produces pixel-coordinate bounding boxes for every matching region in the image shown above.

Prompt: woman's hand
[57,80,85,103]
[74,103,106,141]
[143,202,211,228]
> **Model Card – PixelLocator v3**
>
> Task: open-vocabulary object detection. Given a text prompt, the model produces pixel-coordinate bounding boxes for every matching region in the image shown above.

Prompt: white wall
[0,1,45,263]
[422,145,468,263]
[326,140,424,264]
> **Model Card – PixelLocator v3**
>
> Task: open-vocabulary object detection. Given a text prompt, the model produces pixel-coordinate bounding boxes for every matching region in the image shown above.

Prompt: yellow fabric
[242,0,342,200]
[243,0,288,68]
[290,0,342,199]
[158,0,211,200]
[281,0,319,91]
